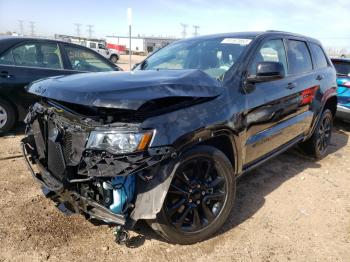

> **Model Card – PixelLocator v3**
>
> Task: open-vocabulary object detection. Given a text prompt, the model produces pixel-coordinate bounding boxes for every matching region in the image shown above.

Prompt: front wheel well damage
[198,135,236,170]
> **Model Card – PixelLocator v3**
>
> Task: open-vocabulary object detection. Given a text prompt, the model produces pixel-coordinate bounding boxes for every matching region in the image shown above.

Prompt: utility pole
[75,23,82,37]
[193,25,200,36]
[29,21,35,36]
[18,20,24,35]
[180,23,188,38]
[87,24,94,38]
[127,8,132,71]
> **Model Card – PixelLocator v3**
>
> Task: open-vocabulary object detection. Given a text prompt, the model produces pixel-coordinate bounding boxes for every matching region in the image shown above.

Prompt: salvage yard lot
[0,121,349,262]
[0,56,349,261]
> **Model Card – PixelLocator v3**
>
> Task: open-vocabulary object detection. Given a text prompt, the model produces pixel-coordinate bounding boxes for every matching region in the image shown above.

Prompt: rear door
[0,41,76,116]
[284,38,322,135]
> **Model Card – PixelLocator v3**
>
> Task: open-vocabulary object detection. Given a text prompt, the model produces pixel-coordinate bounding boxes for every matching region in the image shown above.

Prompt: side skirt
[240,135,304,176]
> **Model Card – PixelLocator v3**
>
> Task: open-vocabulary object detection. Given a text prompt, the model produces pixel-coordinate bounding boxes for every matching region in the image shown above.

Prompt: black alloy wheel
[148,145,235,244]
[316,113,332,154]
[300,109,333,159]
[165,157,226,232]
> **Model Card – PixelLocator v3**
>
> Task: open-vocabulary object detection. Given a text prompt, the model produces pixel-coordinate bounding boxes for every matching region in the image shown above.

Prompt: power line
[180,23,188,38]
[87,24,94,38]
[18,20,24,35]
[74,23,82,37]
[29,21,35,36]
[193,25,200,36]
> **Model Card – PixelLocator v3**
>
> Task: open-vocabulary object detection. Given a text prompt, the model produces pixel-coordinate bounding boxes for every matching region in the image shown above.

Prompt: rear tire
[0,97,16,135]
[147,145,236,244]
[300,109,333,159]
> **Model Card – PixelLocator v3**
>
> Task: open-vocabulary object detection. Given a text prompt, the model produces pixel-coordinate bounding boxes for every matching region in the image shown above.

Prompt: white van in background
[85,41,120,63]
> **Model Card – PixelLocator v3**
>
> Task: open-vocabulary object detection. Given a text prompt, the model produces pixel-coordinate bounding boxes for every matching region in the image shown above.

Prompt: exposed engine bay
[21,100,177,232]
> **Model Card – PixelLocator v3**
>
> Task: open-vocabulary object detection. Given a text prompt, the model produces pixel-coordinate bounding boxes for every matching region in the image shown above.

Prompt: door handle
[316,74,324,81]
[286,82,297,89]
[0,71,12,79]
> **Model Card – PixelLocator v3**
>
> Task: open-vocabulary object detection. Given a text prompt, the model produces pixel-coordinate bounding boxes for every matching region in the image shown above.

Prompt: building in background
[106,35,178,55]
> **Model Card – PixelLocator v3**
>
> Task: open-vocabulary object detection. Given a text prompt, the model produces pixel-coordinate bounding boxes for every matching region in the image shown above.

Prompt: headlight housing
[86,130,154,154]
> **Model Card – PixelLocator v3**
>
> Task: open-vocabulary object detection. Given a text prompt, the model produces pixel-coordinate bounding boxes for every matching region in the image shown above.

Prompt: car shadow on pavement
[219,124,349,237]
[124,124,349,247]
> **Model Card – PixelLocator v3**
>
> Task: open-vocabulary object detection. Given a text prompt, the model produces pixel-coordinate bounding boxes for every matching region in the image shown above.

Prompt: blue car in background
[331,58,350,122]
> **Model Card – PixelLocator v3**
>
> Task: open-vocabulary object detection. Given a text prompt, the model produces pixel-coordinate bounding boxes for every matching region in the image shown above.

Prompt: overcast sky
[0,0,349,48]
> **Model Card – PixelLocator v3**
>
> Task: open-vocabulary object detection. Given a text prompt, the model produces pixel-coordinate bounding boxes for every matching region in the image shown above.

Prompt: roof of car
[331,57,350,63]
[0,35,83,54]
[173,30,322,45]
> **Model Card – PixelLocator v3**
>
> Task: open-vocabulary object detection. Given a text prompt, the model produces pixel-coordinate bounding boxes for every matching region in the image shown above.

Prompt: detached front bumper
[336,104,350,122]
[21,140,127,225]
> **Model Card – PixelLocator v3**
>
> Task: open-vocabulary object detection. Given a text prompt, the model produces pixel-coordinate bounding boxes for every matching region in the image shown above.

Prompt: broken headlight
[86,130,154,154]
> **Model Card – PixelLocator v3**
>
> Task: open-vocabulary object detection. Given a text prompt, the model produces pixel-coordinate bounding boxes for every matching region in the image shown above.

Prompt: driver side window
[249,39,288,76]
[64,45,114,72]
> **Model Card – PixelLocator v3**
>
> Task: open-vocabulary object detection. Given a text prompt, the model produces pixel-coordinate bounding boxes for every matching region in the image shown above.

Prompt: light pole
[127,8,132,71]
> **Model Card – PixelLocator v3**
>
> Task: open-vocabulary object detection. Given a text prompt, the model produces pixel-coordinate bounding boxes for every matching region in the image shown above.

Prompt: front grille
[47,139,66,180]
[46,120,66,180]
[62,132,73,161]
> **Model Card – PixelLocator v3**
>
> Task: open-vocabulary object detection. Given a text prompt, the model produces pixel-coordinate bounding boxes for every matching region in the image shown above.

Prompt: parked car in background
[0,36,121,134]
[85,40,120,63]
[22,31,337,245]
[331,58,350,122]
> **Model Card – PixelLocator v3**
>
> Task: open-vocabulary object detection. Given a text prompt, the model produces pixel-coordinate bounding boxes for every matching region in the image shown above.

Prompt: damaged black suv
[22,31,337,244]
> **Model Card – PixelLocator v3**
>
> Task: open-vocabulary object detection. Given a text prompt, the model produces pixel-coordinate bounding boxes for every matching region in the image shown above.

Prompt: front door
[243,38,301,165]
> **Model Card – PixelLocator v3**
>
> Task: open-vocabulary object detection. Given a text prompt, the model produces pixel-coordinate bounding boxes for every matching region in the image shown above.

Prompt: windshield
[137,37,252,80]
[333,61,350,77]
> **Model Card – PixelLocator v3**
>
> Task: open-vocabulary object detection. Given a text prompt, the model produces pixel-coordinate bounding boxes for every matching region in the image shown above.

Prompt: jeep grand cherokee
[21,31,337,244]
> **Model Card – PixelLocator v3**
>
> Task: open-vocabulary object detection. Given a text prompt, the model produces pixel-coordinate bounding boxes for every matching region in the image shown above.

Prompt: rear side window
[287,40,312,75]
[310,43,328,69]
[10,43,63,69]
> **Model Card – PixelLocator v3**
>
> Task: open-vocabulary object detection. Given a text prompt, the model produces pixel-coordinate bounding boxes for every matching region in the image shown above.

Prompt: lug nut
[202,191,205,195]
[196,200,200,204]
[197,185,201,189]
[189,189,193,193]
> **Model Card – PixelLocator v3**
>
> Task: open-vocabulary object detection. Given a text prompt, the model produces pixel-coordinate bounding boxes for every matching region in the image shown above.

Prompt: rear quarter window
[310,43,328,69]
[287,40,313,75]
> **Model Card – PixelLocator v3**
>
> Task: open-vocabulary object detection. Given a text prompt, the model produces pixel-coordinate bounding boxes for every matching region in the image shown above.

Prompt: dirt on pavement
[0,57,349,261]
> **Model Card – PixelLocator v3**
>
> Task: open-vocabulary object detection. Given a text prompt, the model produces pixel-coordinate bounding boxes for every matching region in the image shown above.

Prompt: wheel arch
[323,95,337,118]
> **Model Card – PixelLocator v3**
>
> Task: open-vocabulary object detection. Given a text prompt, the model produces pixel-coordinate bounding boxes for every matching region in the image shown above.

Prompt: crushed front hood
[26,70,223,110]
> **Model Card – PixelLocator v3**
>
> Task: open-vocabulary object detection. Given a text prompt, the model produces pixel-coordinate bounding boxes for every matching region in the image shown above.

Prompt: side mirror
[247,61,285,83]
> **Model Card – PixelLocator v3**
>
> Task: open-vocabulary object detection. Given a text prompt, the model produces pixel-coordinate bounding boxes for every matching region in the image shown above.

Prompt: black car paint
[0,36,120,121]
[26,69,223,110]
[21,32,337,229]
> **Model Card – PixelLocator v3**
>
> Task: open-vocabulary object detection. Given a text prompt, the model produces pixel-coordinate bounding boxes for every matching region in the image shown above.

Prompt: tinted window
[287,40,312,75]
[10,42,63,69]
[310,43,328,69]
[0,50,15,65]
[139,37,252,80]
[64,45,114,72]
[332,61,350,76]
[250,39,287,76]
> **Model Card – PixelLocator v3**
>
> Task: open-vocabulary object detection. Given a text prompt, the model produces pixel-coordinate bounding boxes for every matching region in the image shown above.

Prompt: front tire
[148,145,236,244]
[300,109,333,159]
[0,97,16,135]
